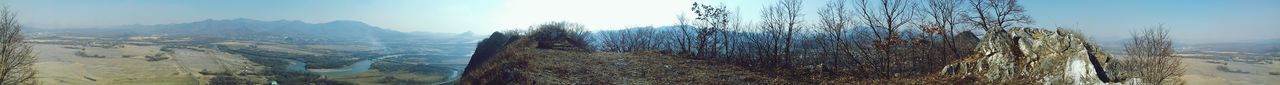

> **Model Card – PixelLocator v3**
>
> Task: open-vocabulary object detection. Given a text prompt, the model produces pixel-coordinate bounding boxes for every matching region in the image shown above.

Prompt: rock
[943,27,1113,84]
[462,32,518,77]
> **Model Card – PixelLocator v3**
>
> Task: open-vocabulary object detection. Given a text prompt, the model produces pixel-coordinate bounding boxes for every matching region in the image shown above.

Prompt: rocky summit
[943,27,1139,84]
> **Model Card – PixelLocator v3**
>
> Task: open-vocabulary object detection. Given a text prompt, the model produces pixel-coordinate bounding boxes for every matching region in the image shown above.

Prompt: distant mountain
[1186,42,1280,54]
[458,31,475,37]
[1265,38,1280,44]
[402,31,487,44]
[32,18,409,42]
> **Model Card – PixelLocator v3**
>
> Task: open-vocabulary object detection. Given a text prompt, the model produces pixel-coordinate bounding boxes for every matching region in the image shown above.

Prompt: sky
[4,0,1278,44]
[1020,0,1280,44]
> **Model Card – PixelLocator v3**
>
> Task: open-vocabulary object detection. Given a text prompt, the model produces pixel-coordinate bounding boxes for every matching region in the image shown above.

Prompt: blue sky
[5,0,1277,43]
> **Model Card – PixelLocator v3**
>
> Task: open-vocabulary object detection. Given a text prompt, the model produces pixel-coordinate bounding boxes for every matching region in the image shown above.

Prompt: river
[275,54,411,76]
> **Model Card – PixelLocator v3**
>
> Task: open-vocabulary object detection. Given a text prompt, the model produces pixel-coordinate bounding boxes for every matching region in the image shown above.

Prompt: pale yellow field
[31,44,267,85]
[1179,58,1280,85]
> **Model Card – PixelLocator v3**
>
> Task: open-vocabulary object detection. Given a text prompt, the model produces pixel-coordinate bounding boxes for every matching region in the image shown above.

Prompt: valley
[25,19,479,85]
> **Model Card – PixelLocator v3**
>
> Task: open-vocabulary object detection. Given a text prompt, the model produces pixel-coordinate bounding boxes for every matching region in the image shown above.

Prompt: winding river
[274,54,410,76]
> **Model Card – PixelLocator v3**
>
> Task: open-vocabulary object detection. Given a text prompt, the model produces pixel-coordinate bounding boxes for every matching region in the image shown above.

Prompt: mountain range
[30,18,411,42]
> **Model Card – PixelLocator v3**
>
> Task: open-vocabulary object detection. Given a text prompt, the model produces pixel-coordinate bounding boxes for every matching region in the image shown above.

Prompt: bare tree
[962,0,1031,31]
[816,0,857,66]
[855,0,915,51]
[918,0,965,61]
[1112,24,1182,84]
[852,0,916,77]
[0,6,36,85]
[692,3,732,59]
[719,7,745,63]
[676,14,694,55]
[759,0,804,68]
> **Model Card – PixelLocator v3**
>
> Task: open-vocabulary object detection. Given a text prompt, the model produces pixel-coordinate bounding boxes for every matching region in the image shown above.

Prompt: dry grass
[460,46,788,84]
[465,40,989,84]
[31,44,268,85]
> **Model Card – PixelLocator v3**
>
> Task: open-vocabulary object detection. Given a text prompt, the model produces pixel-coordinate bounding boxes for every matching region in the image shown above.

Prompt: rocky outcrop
[460,23,599,84]
[462,32,519,77]
[943,27,1114,84]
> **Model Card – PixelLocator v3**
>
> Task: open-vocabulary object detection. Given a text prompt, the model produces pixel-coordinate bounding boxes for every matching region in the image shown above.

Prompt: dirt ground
[1178,58,1280,85]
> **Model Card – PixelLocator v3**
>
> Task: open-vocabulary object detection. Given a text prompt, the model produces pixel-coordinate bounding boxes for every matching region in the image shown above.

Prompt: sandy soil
[1178,58,1280,85]
[32,44,267,85]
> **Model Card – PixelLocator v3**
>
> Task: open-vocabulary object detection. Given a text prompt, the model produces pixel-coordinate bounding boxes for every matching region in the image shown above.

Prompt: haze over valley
[25,18,480,84]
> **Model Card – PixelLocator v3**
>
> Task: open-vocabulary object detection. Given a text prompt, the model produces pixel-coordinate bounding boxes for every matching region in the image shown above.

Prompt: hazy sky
[5,0,1277,43]
[1021,0,1280,44]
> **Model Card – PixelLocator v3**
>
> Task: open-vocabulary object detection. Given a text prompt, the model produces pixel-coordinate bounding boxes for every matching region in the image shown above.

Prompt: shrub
[1107,25,1182,84]
[522,22,592,51]
[209,76,254,85]
[74,51,106,58]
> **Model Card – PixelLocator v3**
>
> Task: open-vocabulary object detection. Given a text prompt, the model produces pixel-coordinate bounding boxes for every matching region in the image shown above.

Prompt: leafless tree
[816,0,858,66]
[1112,24,1182,84]
[855,0,915,52]
[962,0,1031,31]
[676,14,694,54]
[917,0,966,62]
[692,3,732,59]
[851,0,916,77]
[0,6,36,85]
[718,7,745,63]
[759,0,804,68]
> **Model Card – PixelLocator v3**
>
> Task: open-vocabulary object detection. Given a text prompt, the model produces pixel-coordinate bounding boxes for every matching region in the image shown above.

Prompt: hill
[460,25,1156,84]
[459,24,786,84]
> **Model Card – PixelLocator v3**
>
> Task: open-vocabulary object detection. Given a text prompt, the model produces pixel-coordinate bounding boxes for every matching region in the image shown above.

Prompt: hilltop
[458,23,1165,84]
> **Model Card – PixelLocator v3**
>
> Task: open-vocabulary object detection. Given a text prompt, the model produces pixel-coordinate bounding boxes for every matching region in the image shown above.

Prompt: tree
[852,0,916,76]
[816,0,856,66]
[718,7,746,63]
[918,0,966,64]
[676,14,694,54]
[759,0,804,68]
[855,0,915,51]
[691,2,732,59]
[956,0,1034,78]
[0,6,36,85]
[1111,24,1182,84]
[962,0,1031,31]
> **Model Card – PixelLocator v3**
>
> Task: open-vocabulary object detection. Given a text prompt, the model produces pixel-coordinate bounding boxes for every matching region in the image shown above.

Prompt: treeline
[591,0,1024,80]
